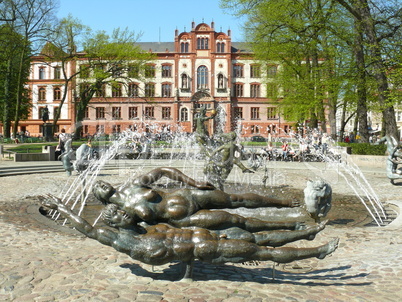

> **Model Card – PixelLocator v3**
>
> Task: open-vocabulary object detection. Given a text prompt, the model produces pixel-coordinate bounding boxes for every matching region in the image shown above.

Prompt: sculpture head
[93,180,116,204]
[101,204,134,228]
[303,179,332,222]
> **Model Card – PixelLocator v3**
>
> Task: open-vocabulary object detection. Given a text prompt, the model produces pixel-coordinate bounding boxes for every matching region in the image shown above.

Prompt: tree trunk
[2,58,12,138]
[353,17,369,143]
[358,0,398,139]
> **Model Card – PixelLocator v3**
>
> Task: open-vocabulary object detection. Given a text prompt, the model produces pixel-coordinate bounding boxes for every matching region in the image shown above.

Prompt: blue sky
[57,0,245,42]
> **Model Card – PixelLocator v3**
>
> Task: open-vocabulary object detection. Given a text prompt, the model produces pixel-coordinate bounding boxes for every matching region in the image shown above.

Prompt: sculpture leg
[205,238,339,264]
[174,210,303,232]
[179,260,194,281]
[228,192,299,208]
[253,220,327,247]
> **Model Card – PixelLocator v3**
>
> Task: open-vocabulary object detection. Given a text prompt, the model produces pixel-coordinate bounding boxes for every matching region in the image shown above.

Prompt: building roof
[136,42,251,53]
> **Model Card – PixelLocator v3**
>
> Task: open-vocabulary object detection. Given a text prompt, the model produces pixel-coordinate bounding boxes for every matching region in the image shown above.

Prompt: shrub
[338,142,386,155]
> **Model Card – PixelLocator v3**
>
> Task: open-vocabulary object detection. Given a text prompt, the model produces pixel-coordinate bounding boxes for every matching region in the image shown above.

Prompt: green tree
[0,0,57,138]
[74,27,154,139]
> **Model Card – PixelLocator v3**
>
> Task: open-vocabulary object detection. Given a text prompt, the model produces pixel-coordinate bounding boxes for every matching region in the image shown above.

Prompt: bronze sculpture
[41,196,339,280]
[92,167,303,232]
[204,132,254,190]
[377,135,402,184]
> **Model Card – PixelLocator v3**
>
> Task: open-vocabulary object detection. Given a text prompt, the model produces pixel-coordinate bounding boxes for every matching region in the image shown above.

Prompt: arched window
[180,107,188,121]
[39,67,46,79]
[53,87,61,100]
[197,38,209,49]
[217,42,225,53]
[128,83,139,97]
[197,66,208,89]
[38,87,46,101]
[180,42,189,53]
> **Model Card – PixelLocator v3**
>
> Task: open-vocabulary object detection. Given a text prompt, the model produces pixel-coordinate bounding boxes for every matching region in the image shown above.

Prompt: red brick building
[20,22,291,139]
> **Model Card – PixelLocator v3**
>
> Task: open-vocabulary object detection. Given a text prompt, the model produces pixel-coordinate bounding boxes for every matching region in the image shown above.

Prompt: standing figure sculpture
[42,106,49,123]
[194,105,216,152]
[59,138,74,176]
[377,135,402,184]
[41,195,339,280]
[204,132,254,190]
[91,167,304,232]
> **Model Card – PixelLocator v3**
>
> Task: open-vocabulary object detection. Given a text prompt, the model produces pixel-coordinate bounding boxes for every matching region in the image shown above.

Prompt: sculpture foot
[390,179,395,185]
[307,220,328,240]
[291,200,301,207]
[317,238,339,259]
[295,222,306,230]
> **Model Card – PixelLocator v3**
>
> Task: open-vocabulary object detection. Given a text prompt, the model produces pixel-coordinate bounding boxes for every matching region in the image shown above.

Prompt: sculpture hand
[195,181,216,190]
[40,194,63,210]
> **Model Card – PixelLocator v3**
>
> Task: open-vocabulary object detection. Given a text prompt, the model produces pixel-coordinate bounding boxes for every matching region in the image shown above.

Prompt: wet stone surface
[0,163,402,301]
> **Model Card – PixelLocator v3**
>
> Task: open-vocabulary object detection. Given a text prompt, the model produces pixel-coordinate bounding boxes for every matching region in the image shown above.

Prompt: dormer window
[180,42,189,53]
[197,37,209,49]
[217,42,225,53]
[39,67,46,79]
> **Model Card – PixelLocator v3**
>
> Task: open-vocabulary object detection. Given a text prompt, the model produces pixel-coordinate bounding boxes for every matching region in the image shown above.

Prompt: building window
[267,107,277,119]
[267,83,278,98]
[111,64,123,77]
[251,125,260,134]
[129,107,138,119]
[112,124,121,133]
[83,125,89,135]
[233,84,243,97]
[197,65,208,89]
[53,87,61,101]
[80,65,90,78]
[250,65,261,78]
[96,84,106,97]
[53,106,59,119]
[267,65,278,78]
[234,107,243,119]
[128,83,139,97]
[54,67,61,79]
[216,42,225,53]
[250,84,260,98]
[251,107,260,120]
[38,107,47,119]
[39,67,46,79]
[181,42,189,53]
[180,107,188,121]
[162,65,172,78]
[96,107,105,119]
[145,106,154,119]
[162,107,171,119]
[96,124,105,134]
[111,83,122,97]
[84,107,89,119]
[162,84,172,97]
[197,37,209,49]
[128,64,139,78]
[181,74,189,89]
[112,107,121,119]
[145,83,155,97]
[38,87,46,101]
[233,64,244,78]
[145,65,156,78]
[79,83,91,98]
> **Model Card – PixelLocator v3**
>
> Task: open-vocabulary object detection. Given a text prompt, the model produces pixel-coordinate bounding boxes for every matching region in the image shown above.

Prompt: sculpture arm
[41,194,118,245]
[133,167,215,190]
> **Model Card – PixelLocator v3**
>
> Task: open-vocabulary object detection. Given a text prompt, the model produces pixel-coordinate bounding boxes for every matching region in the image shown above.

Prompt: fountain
[40,110,393,280]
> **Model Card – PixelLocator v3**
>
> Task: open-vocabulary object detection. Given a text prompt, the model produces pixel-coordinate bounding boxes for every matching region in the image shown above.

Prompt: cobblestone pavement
[0,159,401,301]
